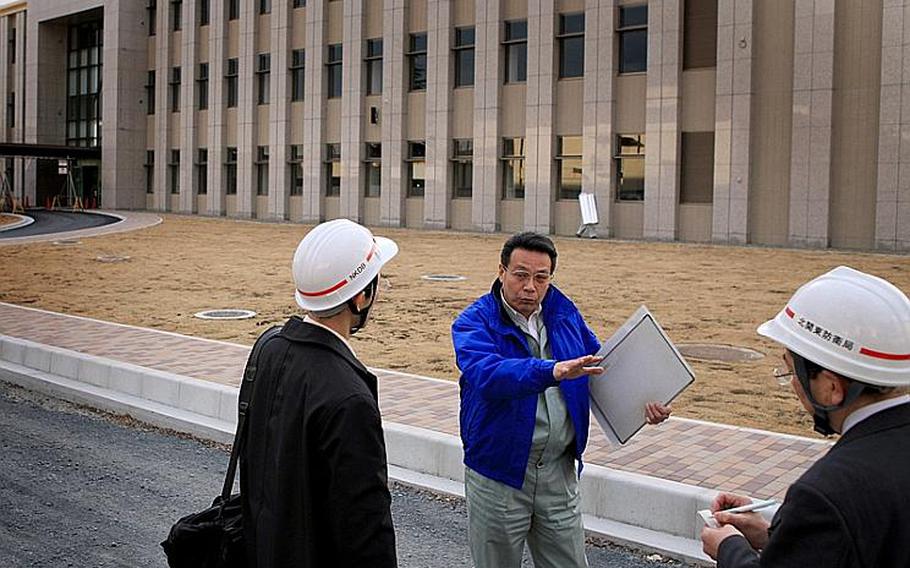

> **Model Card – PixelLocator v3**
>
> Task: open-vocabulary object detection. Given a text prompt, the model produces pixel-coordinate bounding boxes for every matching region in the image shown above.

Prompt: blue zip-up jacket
[452,280,601,490]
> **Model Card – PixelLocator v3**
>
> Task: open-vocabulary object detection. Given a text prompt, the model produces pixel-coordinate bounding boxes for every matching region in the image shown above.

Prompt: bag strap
[220,325,283,501]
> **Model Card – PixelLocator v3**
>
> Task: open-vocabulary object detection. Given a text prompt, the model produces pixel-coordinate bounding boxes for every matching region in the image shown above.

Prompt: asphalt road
[0,374,693,567]
[0,209,118,239]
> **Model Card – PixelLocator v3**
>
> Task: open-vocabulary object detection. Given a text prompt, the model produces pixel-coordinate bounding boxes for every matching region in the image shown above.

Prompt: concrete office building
[5,0,910,250]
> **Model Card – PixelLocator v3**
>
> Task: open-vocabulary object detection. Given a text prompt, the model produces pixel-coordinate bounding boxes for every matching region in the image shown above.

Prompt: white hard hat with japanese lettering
[757,266,910,388]
[292,219,398,313]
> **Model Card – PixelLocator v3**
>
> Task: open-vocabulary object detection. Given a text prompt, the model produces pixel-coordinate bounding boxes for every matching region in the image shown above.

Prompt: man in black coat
[701,267,910,568]
[241,219,399,567]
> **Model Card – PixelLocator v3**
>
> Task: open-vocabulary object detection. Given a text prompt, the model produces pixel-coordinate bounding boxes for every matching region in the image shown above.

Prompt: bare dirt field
[0,214,17,226]
[1,214,908,437]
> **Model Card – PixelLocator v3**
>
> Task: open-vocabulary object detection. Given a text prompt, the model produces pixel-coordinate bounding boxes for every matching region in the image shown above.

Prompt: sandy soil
[0,214,18,226]
[1,214,908,437]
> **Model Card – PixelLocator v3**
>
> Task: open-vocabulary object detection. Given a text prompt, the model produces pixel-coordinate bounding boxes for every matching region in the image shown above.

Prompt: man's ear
[816,370,848,407]
[497,264,506,283]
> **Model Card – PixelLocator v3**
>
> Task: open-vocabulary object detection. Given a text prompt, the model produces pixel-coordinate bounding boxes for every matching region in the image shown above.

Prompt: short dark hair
[500,232,558,273]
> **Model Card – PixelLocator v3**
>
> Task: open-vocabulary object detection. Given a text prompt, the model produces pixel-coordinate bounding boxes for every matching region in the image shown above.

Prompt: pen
[720,499,778,515]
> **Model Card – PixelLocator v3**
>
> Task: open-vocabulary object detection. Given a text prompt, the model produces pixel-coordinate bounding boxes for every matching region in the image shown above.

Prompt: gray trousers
[465,457,588,568]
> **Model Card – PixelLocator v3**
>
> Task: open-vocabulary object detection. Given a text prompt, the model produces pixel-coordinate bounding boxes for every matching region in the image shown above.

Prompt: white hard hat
[292,219,398,312]
[758,266,910,388]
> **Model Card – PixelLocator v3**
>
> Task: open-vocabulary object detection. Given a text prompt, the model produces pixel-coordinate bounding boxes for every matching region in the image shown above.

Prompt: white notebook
[589,306,695,445]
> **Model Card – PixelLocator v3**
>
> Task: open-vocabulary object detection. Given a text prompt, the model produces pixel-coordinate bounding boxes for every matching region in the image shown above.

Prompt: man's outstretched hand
[553,355,604,381]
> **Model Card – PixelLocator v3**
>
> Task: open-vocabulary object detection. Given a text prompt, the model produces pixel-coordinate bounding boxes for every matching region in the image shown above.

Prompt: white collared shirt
[841,394,910,434]
[303,315,357,358]
[500,290,546,348]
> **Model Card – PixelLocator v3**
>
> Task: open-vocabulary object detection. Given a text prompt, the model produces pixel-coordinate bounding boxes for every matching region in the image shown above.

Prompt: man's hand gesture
[553,355,604,381]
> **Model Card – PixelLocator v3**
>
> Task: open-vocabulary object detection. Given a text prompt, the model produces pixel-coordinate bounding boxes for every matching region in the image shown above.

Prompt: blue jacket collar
[489,279,574,335]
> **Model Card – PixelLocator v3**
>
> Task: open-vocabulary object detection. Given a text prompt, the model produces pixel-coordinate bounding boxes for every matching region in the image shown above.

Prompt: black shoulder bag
[160,325,282,568]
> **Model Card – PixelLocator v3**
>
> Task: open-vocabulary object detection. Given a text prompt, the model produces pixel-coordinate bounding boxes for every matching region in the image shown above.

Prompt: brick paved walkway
[0,302,831,500]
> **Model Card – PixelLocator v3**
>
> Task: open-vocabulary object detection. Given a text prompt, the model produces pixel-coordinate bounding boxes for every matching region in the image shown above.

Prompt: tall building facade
[8,0,910,251]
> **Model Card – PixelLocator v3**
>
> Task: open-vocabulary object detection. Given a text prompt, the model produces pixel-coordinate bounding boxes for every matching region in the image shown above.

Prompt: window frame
[288,144,303,196]
[503,19,528,84]
[557,12,585,79]
[618,5,649,74]
[169,66,181,113]
[407,33,428,92]
[225,146,238,195]
[451,139,473,199]
[169,149,181,195]
[364,142,382,198]
[501,137,526,200]
[406,141,426,197]
[555,136,583,201]
[326,44,343,99]
[255,145,270,196]
[225,57,239,107]
[614,133,646,202]
[290,49,305,102]
[453,27,475,88]
[364,38,383,96]
[196,148,208,195]
[325,143,342,197]
[197,62,209,110]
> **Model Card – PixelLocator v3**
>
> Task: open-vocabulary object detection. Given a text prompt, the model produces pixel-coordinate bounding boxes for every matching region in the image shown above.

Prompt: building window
[8,27,15,65]
[199,0,210,26]
[503,20,528,84]
[502,138,525,199]
[293,0,306,8]
[408,33,427,91]
[197,63,209,110]
[558,13,585,79]
[6,93,13,128]
[615,134,645,201]
[684,0,717,70]
[364,143,381,197]
[680,132,715,203]
[171,0,182,32]
[290,49,305,101]
[556,136,582,200]
[225,58,238,107]
[452,139,473,198]
[169,149,180,194]
[256,146,270,196]
[326,44,343,99]
[618,5,648,74]
[148,0,157,36]
[257,53,271,105]
[259,0,271,15]
[146,70,156,114]
[289,144,303,196]
[454,27,475,88]
[170,66,181,112]
[228,0,239,21]
[145,150,155,194]
[325,143,341,197]
[365,39,383,95]
[406,141,426,197]
[66,21,103,148]
[196,148,208,195]
[225,147,238,195]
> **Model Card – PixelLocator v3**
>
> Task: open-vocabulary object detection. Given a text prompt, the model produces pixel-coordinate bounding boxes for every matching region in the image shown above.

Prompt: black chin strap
[347,276,379,335]
[790,351,866,436]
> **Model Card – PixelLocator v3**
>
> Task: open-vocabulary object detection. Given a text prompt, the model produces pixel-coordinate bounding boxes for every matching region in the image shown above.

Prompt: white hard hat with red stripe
[758,266,910,388]
[292,219,398,313]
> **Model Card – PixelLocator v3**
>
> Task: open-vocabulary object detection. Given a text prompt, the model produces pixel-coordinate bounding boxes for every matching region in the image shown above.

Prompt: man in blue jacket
[452,232,670,568]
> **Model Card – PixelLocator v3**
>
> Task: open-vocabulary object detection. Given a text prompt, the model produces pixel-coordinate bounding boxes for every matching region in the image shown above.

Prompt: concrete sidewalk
[0,302,833,563]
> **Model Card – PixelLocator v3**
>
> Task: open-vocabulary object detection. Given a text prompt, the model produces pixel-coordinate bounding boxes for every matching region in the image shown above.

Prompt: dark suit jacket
[718,402,910,568]
[240,317,397,568]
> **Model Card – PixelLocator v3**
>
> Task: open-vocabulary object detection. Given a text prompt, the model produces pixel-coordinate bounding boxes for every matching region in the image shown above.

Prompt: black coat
[240,316,397,567]
[718,402,910,568]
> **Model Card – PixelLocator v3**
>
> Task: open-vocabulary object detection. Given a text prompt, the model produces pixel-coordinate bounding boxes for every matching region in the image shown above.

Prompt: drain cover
[677,343,765,363]
[52,239,81,246]
[421,274,467,282]
[194,309,257,320]
[96,255,131,263]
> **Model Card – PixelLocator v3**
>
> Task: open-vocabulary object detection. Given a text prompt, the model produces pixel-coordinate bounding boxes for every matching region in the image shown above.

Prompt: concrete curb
[0,334,715,565]
[0,213,34,232]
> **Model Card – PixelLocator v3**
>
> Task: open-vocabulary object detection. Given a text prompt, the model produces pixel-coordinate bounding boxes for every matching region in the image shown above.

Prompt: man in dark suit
[701,266,910,568]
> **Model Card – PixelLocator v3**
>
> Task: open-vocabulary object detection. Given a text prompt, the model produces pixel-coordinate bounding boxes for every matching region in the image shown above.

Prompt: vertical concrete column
[712,0,753,243]
[179,0,198,213]
[875,0,910,250]
[643,0,682,241]
[301,1,327,223]
[153,0,172,211]
[236,0,257,218]
[424,0,453,229]
[341,0,365,222]
[0,22,9,138]
[582,0,616,236]
[207,0,227,216]
[269,0,292,221]
[471,0,500,232]
[525,0,556,234]
[12,11,26,202]
[22,12,41,205]
[788,0,834,248]
[380,0,407,227]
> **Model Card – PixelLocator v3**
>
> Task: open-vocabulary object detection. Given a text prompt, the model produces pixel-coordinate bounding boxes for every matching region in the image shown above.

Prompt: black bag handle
[220,325,283,501]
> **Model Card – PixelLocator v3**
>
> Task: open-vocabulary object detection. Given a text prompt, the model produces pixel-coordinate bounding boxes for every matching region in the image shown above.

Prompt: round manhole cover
[53,239,82,246]
[194,309,257,320]
[96,255,131,263]
[677,343,765,363]
[421,274,467,282]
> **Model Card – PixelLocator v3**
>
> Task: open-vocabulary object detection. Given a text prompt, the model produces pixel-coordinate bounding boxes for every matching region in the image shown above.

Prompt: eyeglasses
[773,367,793,386]
[502,266,554,286]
